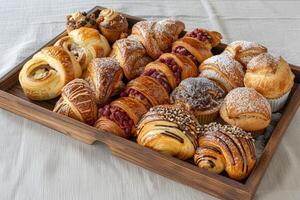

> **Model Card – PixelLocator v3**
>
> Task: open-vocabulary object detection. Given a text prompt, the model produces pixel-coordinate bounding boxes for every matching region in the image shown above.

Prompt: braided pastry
[194,122,256,181]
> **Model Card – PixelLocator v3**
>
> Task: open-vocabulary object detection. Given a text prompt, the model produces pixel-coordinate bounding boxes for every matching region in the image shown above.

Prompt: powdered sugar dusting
[229,40,265,51]
[247,53,279,71]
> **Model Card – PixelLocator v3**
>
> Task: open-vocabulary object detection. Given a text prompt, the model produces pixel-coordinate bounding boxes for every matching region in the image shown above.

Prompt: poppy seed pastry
[136,105,200,160]
[220,87,271,132]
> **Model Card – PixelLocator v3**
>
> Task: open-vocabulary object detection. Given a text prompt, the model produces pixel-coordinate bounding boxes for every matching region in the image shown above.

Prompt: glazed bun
[220,87,271,132]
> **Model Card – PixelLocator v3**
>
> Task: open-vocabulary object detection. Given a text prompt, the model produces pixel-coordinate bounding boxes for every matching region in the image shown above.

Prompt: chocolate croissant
[136,105,200,160]
[66,11,98,33]
[55,27,111,70]
[95,97,148,138]
[84,58,124,106]
[172,28,222,66]
[110,36,152,80]
[131,19,185,59]
[53,79,98,125]
[96,8,129,43]
[194,122,256,181]
[19,46,82,100]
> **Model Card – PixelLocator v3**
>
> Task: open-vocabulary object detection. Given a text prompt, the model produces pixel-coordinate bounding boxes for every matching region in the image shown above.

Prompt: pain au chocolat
[136,105,200,160]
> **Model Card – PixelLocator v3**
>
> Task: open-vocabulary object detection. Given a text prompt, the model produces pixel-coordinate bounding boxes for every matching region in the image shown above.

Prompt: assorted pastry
[18,8,296,182]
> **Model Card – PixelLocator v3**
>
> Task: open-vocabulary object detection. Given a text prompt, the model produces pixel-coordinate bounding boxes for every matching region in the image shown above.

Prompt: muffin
[171,77,226,124]
[220,87,271,134]
[244,53,294,112]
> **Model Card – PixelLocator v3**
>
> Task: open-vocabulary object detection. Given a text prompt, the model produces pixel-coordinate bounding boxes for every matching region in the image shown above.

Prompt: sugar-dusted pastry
[84,58,124,106]
[194,122,256,181]
[171,77,225,124]
[19,46,82,100]
[95,97,148,138]
[142,53,198,91]
[136,105,200,160]
[55,27,111,70]
[53,79,98,125]
[96,8,129,43]
[244,53,294,112]
[110,36,152,80]
[66,11,98,33]
[172,28,222,66]
[131,19,185,59]
[220,87,271,132]
[224,40,267,68]
[199,53,245,93]
[120,75,170,109]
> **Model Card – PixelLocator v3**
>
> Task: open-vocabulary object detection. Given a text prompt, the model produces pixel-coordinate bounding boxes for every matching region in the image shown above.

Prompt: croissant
[136,105,200,160]
[95,97,148,138]
[199,53,245,93]
[110,36,152,80]
[172,28,222,66]
[53,79,98,125]
[84,58,124,106]
[224,40,267,69]
[194,122,256,181]
[55,27,111,70]
[66,11,98,33]
[131,19,185,59]
[19,46,82,100]
[96,8,129,43]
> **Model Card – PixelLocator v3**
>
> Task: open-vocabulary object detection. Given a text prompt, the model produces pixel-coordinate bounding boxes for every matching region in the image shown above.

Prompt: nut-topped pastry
[244,53,294,112]
[199,53,245,93]
[194,122,256,181]
[171,77,226,124]
[224,40,267,69]
[97,8,128,43]
[220,87,271,133]
[66,11,98,33]
[136,105,200,160]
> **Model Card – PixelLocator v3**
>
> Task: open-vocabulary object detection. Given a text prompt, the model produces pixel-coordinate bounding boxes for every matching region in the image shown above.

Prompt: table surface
[1,0,300,199]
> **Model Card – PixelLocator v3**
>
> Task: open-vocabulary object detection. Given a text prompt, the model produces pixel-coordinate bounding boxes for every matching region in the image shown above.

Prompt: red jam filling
[173,46,199,66]
[142,69,171,93]
[159,58,182,85]
[187,28,212,43]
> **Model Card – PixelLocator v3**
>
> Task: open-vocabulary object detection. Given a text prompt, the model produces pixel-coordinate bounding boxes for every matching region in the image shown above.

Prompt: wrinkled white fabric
[0,0,299,199]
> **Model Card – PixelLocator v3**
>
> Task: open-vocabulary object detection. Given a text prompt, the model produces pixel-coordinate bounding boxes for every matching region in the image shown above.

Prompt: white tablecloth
[0,0,300,199]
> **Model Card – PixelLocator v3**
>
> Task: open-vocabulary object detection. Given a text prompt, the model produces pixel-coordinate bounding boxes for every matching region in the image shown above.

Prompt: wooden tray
[0,6,300,200]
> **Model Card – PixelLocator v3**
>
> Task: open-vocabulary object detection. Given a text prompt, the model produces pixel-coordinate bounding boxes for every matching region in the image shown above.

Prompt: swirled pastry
[110,36,152,80]
[97,8,128,43]
[171,77,225,124]
[95,97,148,138]
[55,27,111,70]
[244,53,294,112]
[19,46,82,100]
[194,122,256,181]
[224,40,267,68]
[53,79,98,125]
[220,87,271,132]
[172,28,222,66]
[66,11,98,33]
[84,58,124,106]
[131,19,185,59]
[199,53,245,93]
[136,105,200,160]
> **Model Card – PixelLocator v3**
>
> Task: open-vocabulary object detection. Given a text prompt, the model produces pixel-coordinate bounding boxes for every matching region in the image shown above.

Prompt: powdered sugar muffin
[220,87,271,134]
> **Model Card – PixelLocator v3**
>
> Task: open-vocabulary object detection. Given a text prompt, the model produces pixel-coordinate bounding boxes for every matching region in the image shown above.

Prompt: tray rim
[0,5,300,200]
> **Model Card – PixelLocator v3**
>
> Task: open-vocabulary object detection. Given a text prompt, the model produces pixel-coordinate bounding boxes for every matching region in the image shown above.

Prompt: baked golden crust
[194,122,256,180]
[85,58,124,106]
[53,79,98,125]
[94,116,127,138]
[131,19,185,59]
[97,8,129,43]
[224,40,267,68]
[66,11,98,33]
[110,37,152,80]
[55,27,111,70]
[220,87,271,132]
[19,46,81,100]
[244,53,294,99]
[199,53,245,93]
[136,105,200,160]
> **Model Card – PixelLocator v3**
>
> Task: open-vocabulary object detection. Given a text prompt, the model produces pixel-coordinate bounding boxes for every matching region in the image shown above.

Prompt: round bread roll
[220,87,271,132]
[244,53,294,112]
